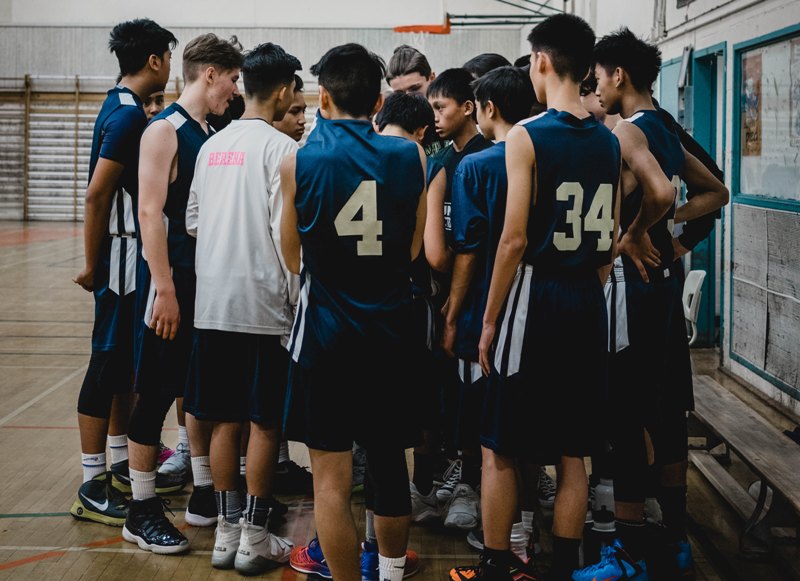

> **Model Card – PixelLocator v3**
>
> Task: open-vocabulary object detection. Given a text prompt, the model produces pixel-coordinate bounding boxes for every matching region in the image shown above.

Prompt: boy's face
[207,67,241,116]
[475,101,495,141]
[388,72,432,96]
[143,91,165,120]
[156,51,172,89]
[273,90,307,142]
[429,94,471,140]
[594,64,622,116]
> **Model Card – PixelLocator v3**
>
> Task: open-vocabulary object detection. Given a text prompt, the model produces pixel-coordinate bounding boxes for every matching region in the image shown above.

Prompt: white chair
[682,269,707,346]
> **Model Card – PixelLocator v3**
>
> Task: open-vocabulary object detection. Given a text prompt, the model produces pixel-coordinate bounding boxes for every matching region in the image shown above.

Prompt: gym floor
[0,221,795,580]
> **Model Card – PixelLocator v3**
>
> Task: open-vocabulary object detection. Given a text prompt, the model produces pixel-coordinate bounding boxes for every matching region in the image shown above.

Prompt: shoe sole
[110,480,132,495]
[185,510,217,527]
[70,500,125,527]
[411,507,440,523]
[444,516,478,530]
[290,563,332,579]
[236,554,283,576]
[212,549,238,570]
[122,525,189,554]
[155,483,187,495]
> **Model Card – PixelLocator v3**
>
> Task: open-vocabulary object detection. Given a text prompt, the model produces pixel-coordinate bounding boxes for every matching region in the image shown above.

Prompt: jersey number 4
[334,180,383,256]
[553,182,614,252]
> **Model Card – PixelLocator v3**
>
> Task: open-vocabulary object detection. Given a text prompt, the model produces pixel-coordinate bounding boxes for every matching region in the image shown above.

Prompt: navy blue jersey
[522,110,621,273]
[288,119,425,368]
[89,86,147,351]
[451,142,505,360]
[410,157,444,298]
[622,109,685,279]
[150,103,211,270]
[433,133,493,247]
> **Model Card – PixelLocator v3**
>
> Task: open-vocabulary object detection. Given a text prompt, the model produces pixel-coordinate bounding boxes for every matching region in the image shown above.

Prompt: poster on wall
[741,51,762,156]
[791,38,800,147]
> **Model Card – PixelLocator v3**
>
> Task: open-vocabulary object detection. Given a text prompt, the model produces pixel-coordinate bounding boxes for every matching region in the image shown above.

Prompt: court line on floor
[0,365,86,426]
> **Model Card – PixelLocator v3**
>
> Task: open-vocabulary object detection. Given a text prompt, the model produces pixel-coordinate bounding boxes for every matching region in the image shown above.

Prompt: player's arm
[478,126,532,375]
[443,253,477,358]
[73,158,124,291]
[279,153,301,275]
[138,120,179,340]
[674,146,729,226]
[411,144,428,261]
[423,169,453,272]
[598,170,623,285]
[186,167,200,239]
[614,120,675,282]
[270,142,300,303]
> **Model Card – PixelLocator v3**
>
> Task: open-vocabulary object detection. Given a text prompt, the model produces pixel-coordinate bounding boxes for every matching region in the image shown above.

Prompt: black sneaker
[110,460,131,495]
[185,484,217,527]
[274,460,313,495]
[122,496,189,554]
[70,472,128,526]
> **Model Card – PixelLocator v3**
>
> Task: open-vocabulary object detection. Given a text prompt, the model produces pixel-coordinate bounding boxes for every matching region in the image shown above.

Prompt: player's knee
[128,391,174,445]
[76,352,117,418]
[367,448,411,517]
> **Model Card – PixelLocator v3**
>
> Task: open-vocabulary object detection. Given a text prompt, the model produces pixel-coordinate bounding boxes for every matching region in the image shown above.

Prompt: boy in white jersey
[184,42,301,574]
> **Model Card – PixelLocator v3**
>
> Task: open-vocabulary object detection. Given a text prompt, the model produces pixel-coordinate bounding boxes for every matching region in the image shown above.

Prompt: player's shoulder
[516,110,550,129]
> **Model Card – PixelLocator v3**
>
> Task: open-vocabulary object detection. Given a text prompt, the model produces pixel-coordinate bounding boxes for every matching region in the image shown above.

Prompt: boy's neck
[240,97,278,124]
[619,91,656,119]
[451,123,479,152]
[176,83,212,128]
[491,121,514,143]
[118,74,157,103]
[381,125,415,141]
[542,77,588,119]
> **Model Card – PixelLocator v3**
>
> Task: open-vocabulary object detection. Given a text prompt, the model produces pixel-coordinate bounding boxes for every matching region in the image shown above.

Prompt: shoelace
[441,459,463,491]
[538,469,556,497]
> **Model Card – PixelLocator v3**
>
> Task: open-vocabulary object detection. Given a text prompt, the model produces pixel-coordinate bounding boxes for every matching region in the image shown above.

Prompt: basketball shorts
[480,264,608,464]
[183,329,288,425]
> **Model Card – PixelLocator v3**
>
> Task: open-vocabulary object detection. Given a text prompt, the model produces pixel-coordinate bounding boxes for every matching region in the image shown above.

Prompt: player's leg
[550,456,588,579]
[210,420,243,569]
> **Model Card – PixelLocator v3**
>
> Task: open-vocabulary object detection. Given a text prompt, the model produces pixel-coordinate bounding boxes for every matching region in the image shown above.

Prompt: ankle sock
[216,489,242,524]
[82,452,106,483]
[130,468,157,500]
[244,494,270,527]
[191,455,212,487]
[108,435,128,464]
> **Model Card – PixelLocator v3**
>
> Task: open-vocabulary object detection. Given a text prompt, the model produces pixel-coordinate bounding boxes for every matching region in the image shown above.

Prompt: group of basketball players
[70,11,728,581]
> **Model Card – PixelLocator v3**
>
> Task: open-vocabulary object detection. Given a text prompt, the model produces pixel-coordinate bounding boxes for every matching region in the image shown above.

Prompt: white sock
[521,510,534,535]
[510,521,529,562]
[108,434,128,464]
[365,509,377,544]
[82,452,106,483]
[240,456,247,477]
[278,441,290,464]
[130,468,157,500]
[191,455,212,487]
[178,425,189,448]
[379,554,406,581]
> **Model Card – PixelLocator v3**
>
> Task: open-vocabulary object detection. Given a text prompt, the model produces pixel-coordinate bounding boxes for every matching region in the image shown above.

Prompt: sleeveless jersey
[150,103,211,270]
[288,119,425,367]
[88,85,146,350]
[621,109,685,280]
[521,109,621,273]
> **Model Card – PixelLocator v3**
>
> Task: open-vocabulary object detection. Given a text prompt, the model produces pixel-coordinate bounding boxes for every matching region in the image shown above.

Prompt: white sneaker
[436,458,462,505]
[235,519,294,575]
[537,466,556,509]
[444,482,480,530]
[644,496,663,525]
[156,441,191,492]
[211,515,241,569]
[410,482,440,522]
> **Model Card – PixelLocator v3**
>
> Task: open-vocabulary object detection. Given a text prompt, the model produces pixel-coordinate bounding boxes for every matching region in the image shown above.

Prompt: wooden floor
[0,221,795,580]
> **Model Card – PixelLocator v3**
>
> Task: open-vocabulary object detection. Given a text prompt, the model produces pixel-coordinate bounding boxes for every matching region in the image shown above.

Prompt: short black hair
[463,53,512,79]
[526,13,595,83]
[472,66,536,125]
[580,73,597,97]
[108,18,177,77]
[513,54,531,68]
[293,74,304,93]
[594,27,662,92]
[242,42,301,100]
[427,68,475,104]
[374,91,434,134]
[310,43,386,118]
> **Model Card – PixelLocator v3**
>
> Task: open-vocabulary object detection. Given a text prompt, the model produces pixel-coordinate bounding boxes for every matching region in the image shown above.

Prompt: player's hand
[478,321,496,376]
[672,237,690,260]
[150,291,180,341]
[618,230,660,283]
[73,268,95,292]
[441,319,457,358]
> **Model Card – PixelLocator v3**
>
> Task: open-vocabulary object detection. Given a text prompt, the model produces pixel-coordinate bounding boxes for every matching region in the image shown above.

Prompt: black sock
[244,494,271,527]
[658,485,688,542]
[550,536,581,579]
[615,518,646,561]
[412,452,436,496]
[215,489,242,524]
[481,547,512,580]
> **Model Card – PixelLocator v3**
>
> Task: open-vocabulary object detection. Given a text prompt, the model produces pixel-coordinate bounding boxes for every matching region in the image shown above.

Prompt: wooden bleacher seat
[688,374,800,556]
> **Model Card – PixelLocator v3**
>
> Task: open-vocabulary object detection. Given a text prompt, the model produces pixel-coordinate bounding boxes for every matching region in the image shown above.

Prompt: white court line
[0,365,86,426]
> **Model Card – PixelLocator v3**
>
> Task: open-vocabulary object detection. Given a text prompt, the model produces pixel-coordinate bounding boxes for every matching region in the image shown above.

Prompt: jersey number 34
[553,182,614,252]
[335,180,383,256]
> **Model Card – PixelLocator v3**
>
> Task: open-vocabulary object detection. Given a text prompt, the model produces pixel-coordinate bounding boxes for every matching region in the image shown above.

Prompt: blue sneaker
[675,540,694,577]
[290,536,331,579]
[572,539,648,581]
[360,540,421,580]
